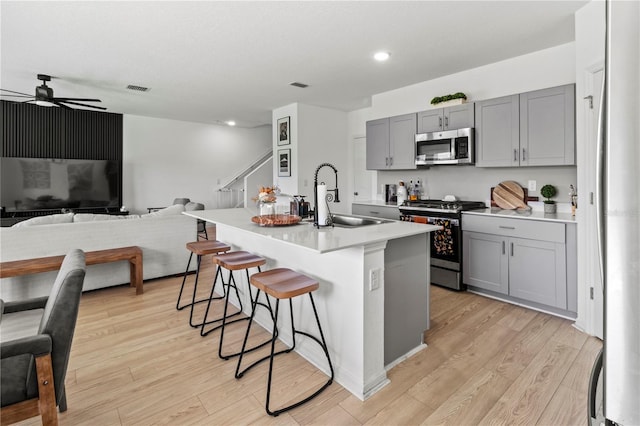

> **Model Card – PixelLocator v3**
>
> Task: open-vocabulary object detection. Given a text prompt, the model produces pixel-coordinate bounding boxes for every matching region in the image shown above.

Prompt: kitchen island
[184,208,439,400]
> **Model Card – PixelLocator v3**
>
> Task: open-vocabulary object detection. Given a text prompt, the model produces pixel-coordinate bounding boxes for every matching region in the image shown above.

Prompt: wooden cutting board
[493,181,531,210]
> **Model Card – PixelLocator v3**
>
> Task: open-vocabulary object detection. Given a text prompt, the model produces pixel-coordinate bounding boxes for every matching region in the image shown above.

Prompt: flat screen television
[1,157,121,216]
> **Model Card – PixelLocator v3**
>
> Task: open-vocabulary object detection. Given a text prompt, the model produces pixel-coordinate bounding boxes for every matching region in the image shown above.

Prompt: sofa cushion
[12,213,74,227]
[73,213,141,222]
[141,204,185,218]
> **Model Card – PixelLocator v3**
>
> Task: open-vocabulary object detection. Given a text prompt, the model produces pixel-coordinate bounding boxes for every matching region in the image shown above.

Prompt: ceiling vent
[289,82,309,88]
[126,84,149,92]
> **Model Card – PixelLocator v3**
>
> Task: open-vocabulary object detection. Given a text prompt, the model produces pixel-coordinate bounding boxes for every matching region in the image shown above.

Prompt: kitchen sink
[330,213,391,228]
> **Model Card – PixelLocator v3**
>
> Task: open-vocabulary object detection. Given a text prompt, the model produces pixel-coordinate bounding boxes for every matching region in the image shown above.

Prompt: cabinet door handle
[439,117,442,128]
[514,149,518,162]
[369,211,379,215]
[389,157,393,166]
[502,241,506,255]
[385,157,389,166]
[510,242,514,256]
[499,225,516,230]
[444,116,449,128]
[522,148,526,161]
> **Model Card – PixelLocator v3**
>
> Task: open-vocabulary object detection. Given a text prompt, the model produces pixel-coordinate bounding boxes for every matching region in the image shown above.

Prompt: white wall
[272,103,349,214]
[347,42,578,205]
[122,115,271,214]
[574,0,606,336]
[271,104,298,195]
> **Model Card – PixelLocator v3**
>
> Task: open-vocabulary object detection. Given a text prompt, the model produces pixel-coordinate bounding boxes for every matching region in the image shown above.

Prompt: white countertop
[463,208,576,224]
[184,208,439,253]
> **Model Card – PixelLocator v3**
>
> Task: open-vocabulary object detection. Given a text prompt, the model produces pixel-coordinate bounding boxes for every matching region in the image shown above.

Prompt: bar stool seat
[235,267,333,417]
[177,240,230,328]
[213,251,267,271]
[201,251,274,361]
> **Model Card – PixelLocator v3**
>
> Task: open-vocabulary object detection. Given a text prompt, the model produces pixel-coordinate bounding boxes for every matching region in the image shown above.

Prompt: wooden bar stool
[200,251,275,360]
[235,268,334,417]
[177,240,230,328]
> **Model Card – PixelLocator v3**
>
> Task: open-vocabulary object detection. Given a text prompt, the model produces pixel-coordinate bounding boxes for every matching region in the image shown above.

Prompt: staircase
[215,150,273,209]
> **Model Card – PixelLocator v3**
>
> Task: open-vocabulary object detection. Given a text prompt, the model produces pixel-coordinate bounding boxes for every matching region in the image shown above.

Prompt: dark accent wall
[1,100,122,160]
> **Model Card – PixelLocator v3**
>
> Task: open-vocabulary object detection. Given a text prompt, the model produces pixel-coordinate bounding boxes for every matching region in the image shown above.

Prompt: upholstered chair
[147,197,191,213]
[0,249,86,425]
[172,198,191,206]
[185,202,208,240]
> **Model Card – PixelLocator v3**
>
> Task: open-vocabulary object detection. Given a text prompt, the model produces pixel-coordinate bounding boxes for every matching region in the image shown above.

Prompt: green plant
[430,92,467,105]
[540,184,557,204]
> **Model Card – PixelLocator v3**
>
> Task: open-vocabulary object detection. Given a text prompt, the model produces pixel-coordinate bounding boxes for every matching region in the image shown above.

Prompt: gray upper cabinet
[366,113,417,170]
[520,84,575,166]
[475,95,520,167]
[417,103,474,133]
[475,84,575,167]
[366,118,390,170]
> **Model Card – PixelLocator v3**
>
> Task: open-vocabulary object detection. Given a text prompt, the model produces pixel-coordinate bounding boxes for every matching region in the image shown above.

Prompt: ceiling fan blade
[53,97,102,102]
[58,100,107,110]
[1,88,33,96]
[52,100,72,110]
[1,94,35,99]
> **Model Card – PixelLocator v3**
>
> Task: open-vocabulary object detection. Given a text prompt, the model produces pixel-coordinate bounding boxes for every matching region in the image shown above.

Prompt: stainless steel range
[399,199,486,291]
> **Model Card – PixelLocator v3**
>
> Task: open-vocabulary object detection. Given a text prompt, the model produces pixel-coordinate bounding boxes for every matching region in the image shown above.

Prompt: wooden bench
[0,246,144,295]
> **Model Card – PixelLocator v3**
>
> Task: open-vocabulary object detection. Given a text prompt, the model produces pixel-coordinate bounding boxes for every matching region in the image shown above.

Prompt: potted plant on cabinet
[540,184,557,213]
[430,92,467,107]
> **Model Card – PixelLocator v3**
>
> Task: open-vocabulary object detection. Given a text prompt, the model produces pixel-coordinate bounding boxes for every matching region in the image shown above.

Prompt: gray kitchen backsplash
[378,165,577,206]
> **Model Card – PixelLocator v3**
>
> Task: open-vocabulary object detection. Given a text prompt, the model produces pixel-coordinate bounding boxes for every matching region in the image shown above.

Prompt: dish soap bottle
[397,181,408,206]
[415,179,424,200]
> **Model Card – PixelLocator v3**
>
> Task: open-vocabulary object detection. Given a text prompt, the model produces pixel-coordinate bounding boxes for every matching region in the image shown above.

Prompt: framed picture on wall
[278,149,291,177]
[277,116,290,146]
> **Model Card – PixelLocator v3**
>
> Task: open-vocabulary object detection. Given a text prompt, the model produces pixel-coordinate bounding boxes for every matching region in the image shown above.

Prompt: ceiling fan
[0,74,106,110]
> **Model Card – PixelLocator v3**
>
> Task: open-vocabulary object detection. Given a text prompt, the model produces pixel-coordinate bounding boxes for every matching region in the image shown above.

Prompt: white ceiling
[1,1,588,128]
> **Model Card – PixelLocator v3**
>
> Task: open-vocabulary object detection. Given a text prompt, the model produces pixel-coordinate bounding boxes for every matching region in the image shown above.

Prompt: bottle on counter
[409,180,418,201]
[415,179,423,200]
[397,181,408,206]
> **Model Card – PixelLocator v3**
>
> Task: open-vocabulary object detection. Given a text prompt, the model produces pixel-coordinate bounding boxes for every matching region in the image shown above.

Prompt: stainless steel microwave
[415,127,474,166]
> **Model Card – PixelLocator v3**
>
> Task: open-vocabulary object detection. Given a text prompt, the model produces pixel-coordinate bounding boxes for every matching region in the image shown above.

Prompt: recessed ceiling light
[226,121,236,126]
[374,51,390,62]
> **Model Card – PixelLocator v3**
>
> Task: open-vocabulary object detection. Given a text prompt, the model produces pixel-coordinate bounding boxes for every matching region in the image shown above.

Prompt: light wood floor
[17,252,602,425]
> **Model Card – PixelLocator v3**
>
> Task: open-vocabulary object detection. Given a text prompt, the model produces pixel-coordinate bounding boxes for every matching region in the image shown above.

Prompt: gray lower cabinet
[384,233,429,365]
[462,214,575,314]
[366,113,416,170]
[474,84,575,167]
[417,103,474,133]
[463,231,509,294]
[352,203,399,220]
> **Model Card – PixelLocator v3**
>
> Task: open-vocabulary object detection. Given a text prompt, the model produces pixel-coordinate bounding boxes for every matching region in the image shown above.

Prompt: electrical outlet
[369,268,380,291]
[528,180,537,191]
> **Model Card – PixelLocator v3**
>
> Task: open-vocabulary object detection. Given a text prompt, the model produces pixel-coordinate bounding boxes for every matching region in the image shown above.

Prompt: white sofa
[0,206,197,301]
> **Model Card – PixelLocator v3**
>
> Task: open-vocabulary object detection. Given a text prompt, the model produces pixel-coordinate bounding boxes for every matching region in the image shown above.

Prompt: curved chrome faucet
[313,163,339,227]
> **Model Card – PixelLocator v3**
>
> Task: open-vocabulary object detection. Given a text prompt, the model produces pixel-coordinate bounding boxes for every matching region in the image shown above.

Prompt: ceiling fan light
[35,100,55,107]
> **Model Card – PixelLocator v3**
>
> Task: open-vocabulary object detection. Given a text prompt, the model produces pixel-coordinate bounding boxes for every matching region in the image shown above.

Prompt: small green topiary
[540,184,557,204]
[430,92,467,105]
